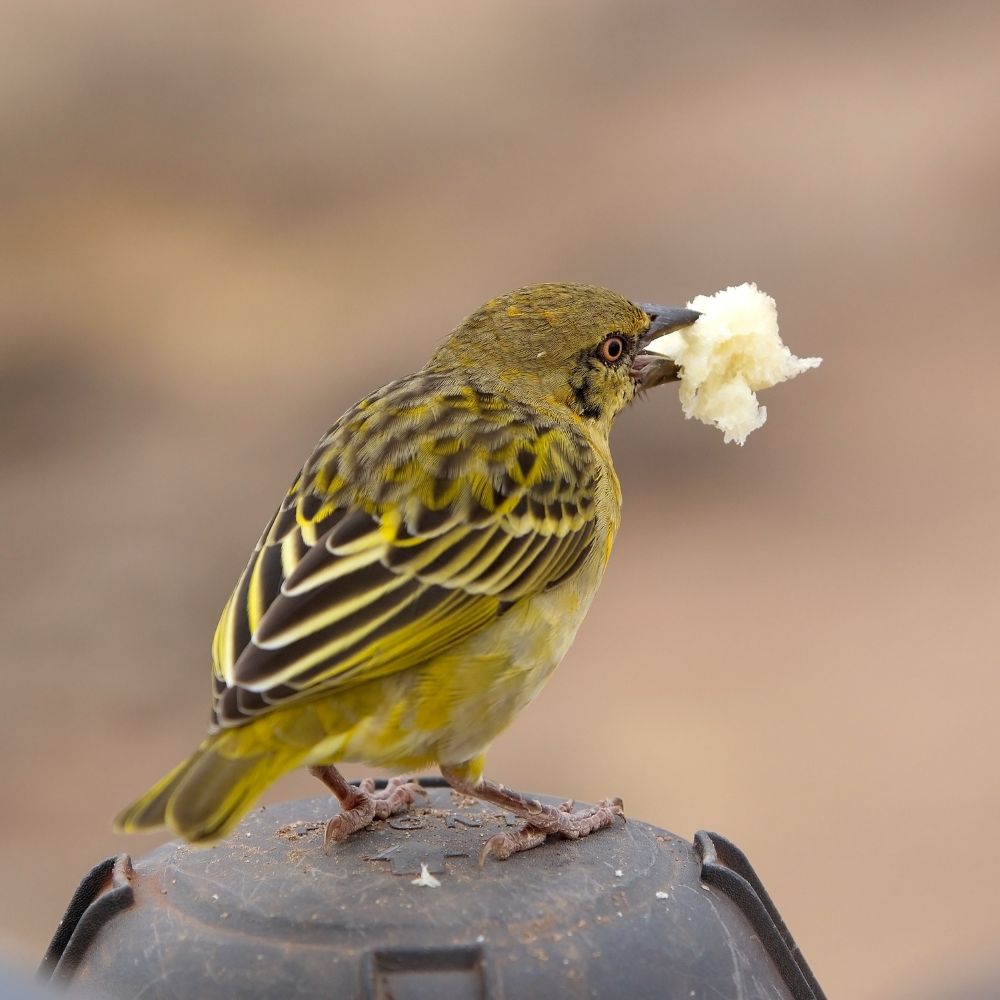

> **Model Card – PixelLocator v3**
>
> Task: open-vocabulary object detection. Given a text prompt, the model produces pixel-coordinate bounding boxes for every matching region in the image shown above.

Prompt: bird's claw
[479,796,625,864]
[480,826,547,864]
[322,776,426,854]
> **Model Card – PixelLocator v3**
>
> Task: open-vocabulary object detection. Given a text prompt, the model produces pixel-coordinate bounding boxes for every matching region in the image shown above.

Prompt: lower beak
[630,304,701,389]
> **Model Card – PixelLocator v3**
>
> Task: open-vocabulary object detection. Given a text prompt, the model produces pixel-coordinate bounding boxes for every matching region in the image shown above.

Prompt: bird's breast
[303,518,616,772]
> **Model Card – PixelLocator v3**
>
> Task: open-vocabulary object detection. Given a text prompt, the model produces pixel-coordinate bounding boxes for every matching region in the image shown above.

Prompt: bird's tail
[114,731,307,844]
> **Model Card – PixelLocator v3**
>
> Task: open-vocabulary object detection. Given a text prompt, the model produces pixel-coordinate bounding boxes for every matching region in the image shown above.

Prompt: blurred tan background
[2,2,999,996]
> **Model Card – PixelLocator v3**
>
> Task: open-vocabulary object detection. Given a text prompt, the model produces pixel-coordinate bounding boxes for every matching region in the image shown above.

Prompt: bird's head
[429,282,698,431]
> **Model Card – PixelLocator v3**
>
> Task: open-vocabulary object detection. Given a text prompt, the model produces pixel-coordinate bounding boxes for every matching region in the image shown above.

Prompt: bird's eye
[597,335,626,365]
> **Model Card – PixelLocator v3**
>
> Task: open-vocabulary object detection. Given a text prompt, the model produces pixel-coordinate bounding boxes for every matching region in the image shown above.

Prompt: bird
[115,282,699,862]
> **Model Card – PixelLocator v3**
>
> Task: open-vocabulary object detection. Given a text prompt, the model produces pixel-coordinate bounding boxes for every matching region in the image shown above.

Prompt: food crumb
[647,282,821,445]
[411,862,442,888]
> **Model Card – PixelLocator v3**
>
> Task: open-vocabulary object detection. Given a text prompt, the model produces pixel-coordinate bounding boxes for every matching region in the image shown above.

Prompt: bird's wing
[210,374,602,728]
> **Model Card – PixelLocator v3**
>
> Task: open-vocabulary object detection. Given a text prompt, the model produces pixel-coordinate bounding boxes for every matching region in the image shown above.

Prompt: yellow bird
[115,283,698,861]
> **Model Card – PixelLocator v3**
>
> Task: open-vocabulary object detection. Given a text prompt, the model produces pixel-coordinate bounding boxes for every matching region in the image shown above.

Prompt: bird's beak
[630,304,701,389]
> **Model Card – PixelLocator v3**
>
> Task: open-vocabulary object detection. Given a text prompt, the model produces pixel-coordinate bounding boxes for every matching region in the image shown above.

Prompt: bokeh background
[2,2,999,996]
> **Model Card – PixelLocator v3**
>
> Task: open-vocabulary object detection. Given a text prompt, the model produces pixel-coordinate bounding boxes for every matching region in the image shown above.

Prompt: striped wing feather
[210,374,599,728]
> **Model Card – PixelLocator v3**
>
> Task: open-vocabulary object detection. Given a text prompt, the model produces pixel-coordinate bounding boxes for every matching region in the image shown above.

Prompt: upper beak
[631,304,701,389]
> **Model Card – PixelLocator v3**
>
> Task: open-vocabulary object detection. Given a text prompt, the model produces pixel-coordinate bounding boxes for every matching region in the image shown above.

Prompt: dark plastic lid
[40,779,825,999]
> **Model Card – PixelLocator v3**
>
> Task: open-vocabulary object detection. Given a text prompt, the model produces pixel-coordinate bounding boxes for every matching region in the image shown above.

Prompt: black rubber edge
[37,854,135,985]
[695,830,827,1000]
[359,775,451,789]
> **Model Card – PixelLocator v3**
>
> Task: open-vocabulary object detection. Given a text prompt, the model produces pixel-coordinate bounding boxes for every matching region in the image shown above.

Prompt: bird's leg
[308,766,425,854]
[439,764,624,864]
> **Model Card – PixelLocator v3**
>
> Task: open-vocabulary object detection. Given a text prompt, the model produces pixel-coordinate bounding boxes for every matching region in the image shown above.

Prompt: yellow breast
[304,460,620,773]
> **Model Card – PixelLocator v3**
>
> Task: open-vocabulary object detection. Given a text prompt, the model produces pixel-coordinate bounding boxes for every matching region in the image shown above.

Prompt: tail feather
[115,735,305,844]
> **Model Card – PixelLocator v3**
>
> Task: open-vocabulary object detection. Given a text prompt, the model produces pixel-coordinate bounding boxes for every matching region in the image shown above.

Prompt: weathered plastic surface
[41,780,825,999]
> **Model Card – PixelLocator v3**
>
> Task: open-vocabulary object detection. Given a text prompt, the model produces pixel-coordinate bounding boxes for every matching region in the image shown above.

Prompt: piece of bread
[647,283,821,445]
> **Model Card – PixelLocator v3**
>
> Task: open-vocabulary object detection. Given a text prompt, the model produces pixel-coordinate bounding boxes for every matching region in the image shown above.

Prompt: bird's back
[209,370,621,746]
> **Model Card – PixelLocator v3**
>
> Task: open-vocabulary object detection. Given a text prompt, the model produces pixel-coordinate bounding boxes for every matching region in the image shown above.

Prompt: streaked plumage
[115,282,698,859]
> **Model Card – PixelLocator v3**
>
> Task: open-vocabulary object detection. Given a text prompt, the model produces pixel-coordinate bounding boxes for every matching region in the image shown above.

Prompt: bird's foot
[479,797,624,864]
[439,765,624,863]
[308,766,426,854]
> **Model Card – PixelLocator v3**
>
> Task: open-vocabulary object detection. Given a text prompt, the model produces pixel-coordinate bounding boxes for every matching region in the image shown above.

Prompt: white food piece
[647,283,821,445]
[411,862,441,888]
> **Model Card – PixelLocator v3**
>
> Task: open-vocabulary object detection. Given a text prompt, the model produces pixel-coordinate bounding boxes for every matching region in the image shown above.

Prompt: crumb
[648,283,821,444]
[411,863,441,888]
